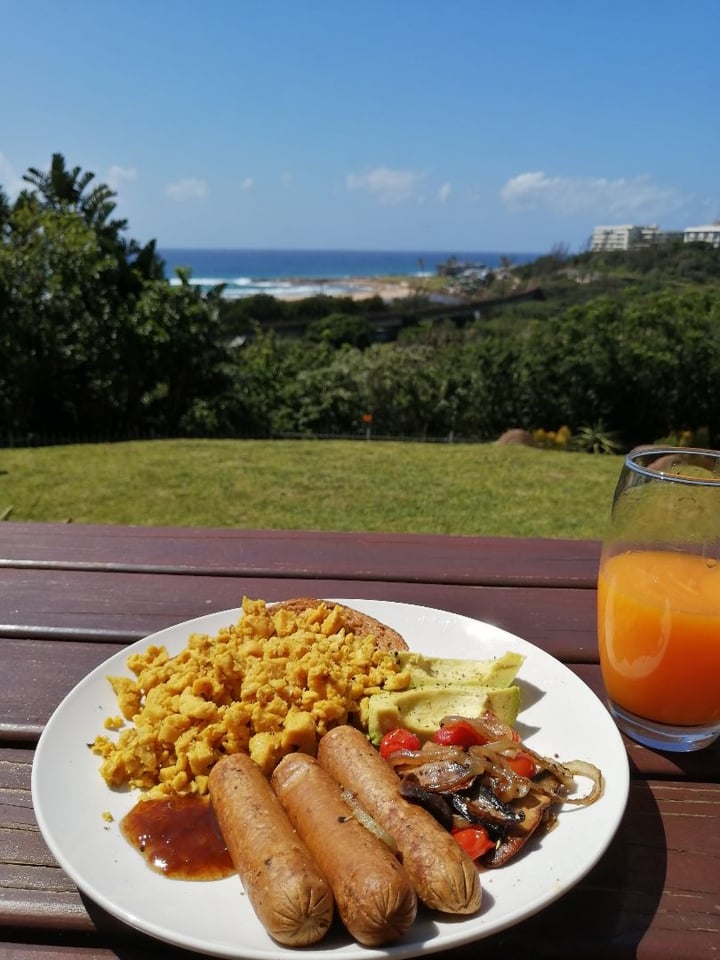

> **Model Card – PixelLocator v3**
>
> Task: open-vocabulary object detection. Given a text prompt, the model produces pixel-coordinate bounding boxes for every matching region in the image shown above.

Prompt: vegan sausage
[317,724,482,915]
[208,753,334,946]
[271,752,417,947]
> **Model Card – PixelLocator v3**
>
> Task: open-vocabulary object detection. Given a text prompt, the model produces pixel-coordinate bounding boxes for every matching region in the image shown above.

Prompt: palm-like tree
[22,153,164,284]
[23,152,127,236]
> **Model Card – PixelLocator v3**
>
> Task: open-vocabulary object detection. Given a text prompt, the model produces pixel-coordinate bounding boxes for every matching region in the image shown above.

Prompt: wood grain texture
[1,522,601,587]
[0,568,598,658]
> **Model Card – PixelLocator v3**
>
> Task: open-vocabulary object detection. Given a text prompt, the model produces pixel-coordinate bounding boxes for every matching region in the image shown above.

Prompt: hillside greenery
[2,153,720,451]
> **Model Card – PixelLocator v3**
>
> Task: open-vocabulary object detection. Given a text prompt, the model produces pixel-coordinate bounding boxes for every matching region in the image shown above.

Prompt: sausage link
[208,753,333,946]
[271,752,417,946]
[317,724,482,915]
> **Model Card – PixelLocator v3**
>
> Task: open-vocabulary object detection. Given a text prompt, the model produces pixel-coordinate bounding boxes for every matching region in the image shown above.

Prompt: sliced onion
[341,789,398,852]
[558,760,604,805]
[385,742,467,774]
[518,743,577,789]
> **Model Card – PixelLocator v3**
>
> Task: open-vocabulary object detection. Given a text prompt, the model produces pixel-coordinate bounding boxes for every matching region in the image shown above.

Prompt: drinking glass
[597,446,720,751]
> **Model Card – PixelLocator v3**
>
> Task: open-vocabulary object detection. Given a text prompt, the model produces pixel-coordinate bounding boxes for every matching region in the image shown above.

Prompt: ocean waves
[160,247,539,300]
[167,275,375,300]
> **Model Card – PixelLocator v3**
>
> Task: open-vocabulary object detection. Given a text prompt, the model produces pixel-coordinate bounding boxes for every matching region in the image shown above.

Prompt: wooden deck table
[1,521,718,959]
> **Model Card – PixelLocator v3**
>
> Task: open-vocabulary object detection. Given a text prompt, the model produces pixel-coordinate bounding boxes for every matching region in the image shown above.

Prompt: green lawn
[0,439,622,538]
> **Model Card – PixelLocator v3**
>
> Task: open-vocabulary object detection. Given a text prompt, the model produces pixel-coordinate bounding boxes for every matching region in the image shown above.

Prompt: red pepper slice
[432,719,489,748]
[505,752,537,778]
[379,727,421,759]
[452,825,495,860]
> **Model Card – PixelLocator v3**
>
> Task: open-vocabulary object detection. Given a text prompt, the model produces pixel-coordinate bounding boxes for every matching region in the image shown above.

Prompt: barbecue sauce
[120,795,234,880]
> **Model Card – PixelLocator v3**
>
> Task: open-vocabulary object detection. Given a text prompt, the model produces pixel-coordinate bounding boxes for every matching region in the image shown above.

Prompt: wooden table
[1,521,718,959]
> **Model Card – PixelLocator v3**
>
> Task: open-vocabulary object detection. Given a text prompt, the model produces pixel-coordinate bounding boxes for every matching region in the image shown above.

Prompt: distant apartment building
[683,224,720,248]
[591,223,684,252]
[591,224,657,251]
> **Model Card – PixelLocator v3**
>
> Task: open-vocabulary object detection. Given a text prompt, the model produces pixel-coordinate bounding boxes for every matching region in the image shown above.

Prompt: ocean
[158,248,540,299]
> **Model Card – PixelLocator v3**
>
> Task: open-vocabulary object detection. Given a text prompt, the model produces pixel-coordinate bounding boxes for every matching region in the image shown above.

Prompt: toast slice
[267,597,408,652]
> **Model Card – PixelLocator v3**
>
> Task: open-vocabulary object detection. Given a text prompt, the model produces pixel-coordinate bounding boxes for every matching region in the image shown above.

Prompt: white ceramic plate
[32,600,629,959]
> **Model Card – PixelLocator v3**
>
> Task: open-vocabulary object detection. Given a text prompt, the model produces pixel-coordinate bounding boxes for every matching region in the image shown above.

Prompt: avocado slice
[367,684,521,745]
[392,650,524,690]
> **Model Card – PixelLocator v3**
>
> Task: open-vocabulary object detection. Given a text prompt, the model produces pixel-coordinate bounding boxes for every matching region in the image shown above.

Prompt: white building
[591,224,662,252]
[683,224,720,248]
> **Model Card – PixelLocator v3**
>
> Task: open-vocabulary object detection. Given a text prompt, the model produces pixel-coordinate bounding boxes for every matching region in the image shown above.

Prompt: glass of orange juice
[597,446,720,751]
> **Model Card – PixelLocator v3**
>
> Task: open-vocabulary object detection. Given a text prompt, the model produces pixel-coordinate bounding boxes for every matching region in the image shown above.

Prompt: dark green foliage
[305,312,373,348]
[251,286,720,447]
[286,294,359,317]
[513,289,720,446]
[219,294,286,339]
[0,154,226,438]
[217,290,388,343]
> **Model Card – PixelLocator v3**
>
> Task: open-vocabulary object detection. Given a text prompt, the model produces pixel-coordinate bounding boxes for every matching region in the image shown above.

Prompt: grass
[0,439,622,538]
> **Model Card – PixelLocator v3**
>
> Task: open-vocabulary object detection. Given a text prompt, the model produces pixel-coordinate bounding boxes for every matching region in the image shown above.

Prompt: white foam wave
[169,274,365,300]
[168,276,224,287]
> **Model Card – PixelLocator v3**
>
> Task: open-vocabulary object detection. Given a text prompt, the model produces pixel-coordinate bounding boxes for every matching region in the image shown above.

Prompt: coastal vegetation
[2,153,720,453]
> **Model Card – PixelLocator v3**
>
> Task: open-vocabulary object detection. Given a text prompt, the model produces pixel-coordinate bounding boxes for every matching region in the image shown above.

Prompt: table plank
[0,568,599,659]
[2,750,718,958]
[0,523,601,588]
[0,639,125,742]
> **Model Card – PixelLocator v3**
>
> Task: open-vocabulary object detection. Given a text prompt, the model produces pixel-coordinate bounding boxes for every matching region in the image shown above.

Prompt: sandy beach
[344,277,415,300]
[276,276,415,302]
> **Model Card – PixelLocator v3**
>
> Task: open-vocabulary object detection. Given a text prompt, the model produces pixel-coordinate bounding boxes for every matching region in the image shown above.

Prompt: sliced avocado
[367,684,521,745]
[393,650,524,690]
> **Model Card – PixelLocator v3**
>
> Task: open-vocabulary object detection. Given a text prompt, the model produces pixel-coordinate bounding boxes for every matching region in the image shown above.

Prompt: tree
[0,154,226,438]
[23,153,125,233]
[22,153,164,295]
[126,275,232,434]
[0,198,121,434]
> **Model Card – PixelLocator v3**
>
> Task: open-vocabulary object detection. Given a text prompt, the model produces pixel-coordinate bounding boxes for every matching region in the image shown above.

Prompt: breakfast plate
[32,599,629,959]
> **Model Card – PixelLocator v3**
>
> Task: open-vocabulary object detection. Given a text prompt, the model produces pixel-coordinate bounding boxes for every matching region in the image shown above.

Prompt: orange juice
[597,550,720,726]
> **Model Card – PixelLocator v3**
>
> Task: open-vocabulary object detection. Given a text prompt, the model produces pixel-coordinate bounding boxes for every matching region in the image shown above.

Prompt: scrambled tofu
[91,597,409,797]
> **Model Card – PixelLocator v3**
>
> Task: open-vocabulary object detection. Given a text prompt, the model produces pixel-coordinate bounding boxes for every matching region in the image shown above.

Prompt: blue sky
[2,0,718,254]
